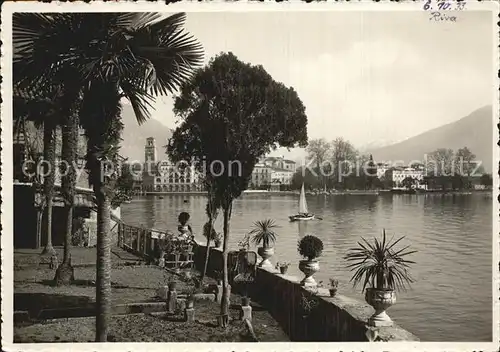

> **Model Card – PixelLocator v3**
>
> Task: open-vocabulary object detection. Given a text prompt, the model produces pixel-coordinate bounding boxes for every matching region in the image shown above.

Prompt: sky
[148,10,494,159]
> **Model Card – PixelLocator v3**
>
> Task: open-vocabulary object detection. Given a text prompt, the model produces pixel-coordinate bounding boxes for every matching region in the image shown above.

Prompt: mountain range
[120,104,495,173]
[368,105,494,172]
[120,104,172,163]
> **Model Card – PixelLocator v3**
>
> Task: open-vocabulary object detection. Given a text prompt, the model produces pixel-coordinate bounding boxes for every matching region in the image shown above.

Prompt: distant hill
[119,104,172,163]
[369,106,494,172]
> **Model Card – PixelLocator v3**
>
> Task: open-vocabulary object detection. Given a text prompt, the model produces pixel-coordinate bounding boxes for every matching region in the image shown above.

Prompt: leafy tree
[111,162,136,208]
[168,52,308,326]
[428,148,454,177]
[365,154,377,190]
[454,147,476,177]
[306,138,330,191]
[14,12,203,341]
[480,173,493,186]
[330,137,357,189]
[291,167,320,190]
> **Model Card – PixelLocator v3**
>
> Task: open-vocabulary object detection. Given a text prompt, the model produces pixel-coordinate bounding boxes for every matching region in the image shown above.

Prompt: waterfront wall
[193,241,419,342]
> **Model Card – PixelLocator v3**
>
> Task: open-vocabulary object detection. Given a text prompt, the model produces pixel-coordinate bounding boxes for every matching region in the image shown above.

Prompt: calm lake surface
[121,193,493,342]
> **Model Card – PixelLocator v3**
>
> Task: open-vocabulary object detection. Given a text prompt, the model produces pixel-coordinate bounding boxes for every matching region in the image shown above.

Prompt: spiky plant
[249,219,279,248]
[344,229,416,292]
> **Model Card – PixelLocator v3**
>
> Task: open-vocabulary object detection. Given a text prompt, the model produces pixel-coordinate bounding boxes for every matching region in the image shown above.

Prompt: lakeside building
[376,162,391,179]
[262,155,297,173]
[270,167,294,185]
[387,166,427,189]
[249,156,297,189]
[250,162,272,189]
[141,137,203,193]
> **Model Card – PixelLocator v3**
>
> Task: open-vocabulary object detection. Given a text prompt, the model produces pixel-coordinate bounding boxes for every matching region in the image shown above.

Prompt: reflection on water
[122,193,493,342]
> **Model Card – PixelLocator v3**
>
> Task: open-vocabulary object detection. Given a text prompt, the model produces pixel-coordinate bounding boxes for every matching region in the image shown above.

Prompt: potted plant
[276,262,290,275]
[329,278,339,297]
[213,232,222,248]
[250,219,279,269]
[238,233,250,251]
[344,229,416,327]
[297,235,323,287]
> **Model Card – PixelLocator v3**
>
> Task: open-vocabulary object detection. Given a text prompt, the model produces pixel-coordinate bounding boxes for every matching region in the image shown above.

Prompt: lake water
[121,193,493,342]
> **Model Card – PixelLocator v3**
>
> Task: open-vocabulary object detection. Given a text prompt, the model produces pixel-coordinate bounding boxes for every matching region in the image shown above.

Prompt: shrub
[297,235,323,260]
[203,221,218,240]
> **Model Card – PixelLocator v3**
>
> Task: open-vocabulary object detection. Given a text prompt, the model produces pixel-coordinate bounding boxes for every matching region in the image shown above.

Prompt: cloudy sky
[148,10,494,158]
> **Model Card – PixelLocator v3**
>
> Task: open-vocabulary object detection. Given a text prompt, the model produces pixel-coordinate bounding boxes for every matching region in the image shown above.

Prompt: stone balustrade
[192,240,419,342]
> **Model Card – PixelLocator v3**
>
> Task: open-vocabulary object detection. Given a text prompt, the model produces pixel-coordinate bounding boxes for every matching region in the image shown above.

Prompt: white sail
[299,183,308,214]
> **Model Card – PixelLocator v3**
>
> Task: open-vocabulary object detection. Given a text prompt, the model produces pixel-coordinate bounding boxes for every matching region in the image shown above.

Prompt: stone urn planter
[297,235,324,287]
[257,246,274,269]
[365,288,396,327]
[298,260,320,287]
[345,230,415,328]
[250,219,278,270]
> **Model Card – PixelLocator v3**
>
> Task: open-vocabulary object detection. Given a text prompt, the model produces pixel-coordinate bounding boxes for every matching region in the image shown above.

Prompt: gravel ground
[14,247,143,268]
[14,250,289,342]
[14,299,289,342]
[14,266,195,311]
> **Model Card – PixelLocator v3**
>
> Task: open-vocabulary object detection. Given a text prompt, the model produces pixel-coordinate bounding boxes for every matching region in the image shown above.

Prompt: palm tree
[13,12,203,341]
[54,94,82,285]
[13,84,62,256]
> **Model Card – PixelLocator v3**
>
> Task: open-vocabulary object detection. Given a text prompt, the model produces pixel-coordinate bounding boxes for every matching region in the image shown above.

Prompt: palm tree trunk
[220,202,232,327]
[95,190,112,342]
[54,109,79,285]
[41,119,57,256]
[87,140,114,342]
[82,85,123,342]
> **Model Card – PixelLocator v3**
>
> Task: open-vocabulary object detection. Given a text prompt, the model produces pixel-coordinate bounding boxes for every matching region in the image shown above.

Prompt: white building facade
[142,137,203,192]
[390,167,426,189]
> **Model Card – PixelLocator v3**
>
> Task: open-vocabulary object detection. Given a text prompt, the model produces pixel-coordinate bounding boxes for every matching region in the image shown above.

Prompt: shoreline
[135,189,493,197]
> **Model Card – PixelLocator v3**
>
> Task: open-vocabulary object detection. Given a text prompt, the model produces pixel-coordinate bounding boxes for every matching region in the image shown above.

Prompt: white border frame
[1,1,499,351]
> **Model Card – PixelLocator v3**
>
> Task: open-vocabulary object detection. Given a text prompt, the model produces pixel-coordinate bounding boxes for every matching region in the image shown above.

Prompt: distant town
[124,137,493,195]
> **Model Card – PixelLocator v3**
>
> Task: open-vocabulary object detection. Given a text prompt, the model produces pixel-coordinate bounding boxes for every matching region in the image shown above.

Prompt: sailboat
[289,184,315,221]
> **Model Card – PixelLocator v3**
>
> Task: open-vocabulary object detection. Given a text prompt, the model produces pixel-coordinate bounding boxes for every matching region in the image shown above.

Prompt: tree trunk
[36,207,44,249]
[201,219,212,284]
[41,120,57,256]
[220,202,232,327]
[95,188,112,341]
[54,108,79,285]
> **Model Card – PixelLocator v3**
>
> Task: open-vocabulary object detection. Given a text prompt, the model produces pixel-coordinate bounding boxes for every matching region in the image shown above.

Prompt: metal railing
[117,223,194,269]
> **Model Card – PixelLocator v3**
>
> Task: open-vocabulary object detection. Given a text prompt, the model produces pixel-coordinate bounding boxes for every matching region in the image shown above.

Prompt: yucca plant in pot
[297,235,324,287]
[250,219,279,269]
[344,229,416,327]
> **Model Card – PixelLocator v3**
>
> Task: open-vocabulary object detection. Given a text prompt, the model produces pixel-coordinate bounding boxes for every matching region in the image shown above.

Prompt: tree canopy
[168,52,308,205]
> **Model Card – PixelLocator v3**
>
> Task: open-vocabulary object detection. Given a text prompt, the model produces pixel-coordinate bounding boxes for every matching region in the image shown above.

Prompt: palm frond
[344,229,416,291]
[249,219,279,247]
